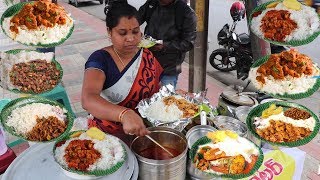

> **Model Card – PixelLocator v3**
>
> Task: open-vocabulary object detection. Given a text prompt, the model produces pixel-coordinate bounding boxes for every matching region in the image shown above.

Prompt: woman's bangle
[119,108,131,123]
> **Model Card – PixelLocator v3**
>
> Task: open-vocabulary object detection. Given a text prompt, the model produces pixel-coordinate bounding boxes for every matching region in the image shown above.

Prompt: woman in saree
[81,2,163,143]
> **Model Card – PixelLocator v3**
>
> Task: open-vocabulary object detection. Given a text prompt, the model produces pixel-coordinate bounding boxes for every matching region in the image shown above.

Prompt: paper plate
[246,101,320,147]
[189,136,264,179]
[0,2,74,47]
[2,49,63,94]
[249,0,320,46]
[138,39,157,48]
[250,55,320,99]
[0,96,74,143]
[53,131,127,177]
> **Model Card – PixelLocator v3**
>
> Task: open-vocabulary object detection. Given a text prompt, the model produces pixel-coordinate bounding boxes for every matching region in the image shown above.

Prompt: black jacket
[139,0,197,75]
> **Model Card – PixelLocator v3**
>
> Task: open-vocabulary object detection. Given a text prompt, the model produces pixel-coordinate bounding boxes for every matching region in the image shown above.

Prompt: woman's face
[109,16,141,54]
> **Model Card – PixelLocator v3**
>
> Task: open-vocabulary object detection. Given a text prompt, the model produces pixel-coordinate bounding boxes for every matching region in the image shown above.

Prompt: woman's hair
[105,2,139,30]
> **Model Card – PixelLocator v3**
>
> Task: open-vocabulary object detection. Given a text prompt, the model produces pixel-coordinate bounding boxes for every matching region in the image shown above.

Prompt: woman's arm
[81,69,149,136]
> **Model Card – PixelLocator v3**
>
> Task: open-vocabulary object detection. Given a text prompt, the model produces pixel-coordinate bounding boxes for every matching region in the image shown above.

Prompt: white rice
[251,3,320,41]
[254,112,315,131]
[199,136,259,167]
[146,97,184,122]
[2,14,73,45]
[0,50,54,90]
[6,103,67,135]
[55,133,125,171]
[249,66,319,95]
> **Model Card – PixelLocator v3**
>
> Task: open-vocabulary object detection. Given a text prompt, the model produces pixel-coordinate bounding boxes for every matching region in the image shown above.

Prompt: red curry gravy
[138,146,180,160]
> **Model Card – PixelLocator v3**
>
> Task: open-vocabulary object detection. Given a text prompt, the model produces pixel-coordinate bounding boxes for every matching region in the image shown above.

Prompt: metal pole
[244,0,271,60]
[189,0,209,93]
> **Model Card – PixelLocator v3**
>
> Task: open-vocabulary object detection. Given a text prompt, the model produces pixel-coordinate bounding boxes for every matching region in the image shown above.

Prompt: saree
[88,48,163,141]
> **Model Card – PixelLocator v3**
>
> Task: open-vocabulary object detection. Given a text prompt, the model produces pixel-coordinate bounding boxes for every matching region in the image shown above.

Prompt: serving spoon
[145,134,175,158]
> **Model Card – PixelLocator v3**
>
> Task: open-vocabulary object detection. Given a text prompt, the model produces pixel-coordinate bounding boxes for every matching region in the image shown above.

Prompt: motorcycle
[209,21,287,80]
[209,2,287,80]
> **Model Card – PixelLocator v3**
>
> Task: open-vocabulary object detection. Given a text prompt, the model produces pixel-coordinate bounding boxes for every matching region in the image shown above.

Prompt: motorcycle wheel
[209,49,236,72]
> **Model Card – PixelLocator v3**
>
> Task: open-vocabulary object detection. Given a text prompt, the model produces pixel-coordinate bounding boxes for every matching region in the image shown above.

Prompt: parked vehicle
[209,2,287,80]
[69,0,103,7]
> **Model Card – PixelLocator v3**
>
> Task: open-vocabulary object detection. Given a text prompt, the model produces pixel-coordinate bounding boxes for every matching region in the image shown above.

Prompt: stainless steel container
[185,125,216,149]
[185,125,221,180]
[213,116,248,137]
[131,127,188,180]
[235,106,252,123]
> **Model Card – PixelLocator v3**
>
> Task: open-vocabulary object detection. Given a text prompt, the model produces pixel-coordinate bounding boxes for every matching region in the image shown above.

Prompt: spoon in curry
[145,134,175,158]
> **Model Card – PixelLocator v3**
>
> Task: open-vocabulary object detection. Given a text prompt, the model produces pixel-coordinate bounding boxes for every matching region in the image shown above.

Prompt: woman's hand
[121,110,150,136]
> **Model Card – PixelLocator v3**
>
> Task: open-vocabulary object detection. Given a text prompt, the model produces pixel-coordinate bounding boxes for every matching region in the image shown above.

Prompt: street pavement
[0,0,319,179]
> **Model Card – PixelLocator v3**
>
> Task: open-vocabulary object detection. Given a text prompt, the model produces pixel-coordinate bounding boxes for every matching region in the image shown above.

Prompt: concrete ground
[0,1,319,179]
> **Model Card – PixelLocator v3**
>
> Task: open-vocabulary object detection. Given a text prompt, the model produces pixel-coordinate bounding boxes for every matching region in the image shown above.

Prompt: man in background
[138,0,197,88]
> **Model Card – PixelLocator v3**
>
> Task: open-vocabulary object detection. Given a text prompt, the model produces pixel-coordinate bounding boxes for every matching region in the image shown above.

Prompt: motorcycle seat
[238,33,250,45]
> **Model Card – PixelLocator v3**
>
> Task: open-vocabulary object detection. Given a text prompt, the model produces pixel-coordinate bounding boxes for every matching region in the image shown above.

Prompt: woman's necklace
[113,47,125,68]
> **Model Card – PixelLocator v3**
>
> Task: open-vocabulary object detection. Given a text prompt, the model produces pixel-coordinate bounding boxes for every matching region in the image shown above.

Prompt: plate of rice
[144,95,199,123]
[53,128,127,178]
[246,101,320,147]
[248,49,320,99]
[0,96,74,142]
[0,49,63,94]
[249,0,320,46]
[0,0,74,47]
[137,85,213,131]
[189,130,263,179]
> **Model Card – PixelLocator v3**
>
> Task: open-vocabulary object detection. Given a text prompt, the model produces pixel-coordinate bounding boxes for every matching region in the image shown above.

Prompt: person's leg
[160,75,179,89]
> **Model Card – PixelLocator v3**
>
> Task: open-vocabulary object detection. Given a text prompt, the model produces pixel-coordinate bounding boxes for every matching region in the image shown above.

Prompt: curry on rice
[9,0,69,34]
[10,60,61,93]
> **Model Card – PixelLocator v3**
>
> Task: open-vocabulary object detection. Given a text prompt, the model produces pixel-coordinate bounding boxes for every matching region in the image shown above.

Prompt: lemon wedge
[70,131,82,138]
[283,0,302,10]
[207,130,239,143]
[225,130,239,139]
[262,104,283,118]
[86,127,105,140]
[266,1,279,8]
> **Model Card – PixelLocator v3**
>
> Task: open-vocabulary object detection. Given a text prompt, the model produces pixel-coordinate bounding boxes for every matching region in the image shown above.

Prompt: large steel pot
[130,127,188,180]
[217,86,258,117]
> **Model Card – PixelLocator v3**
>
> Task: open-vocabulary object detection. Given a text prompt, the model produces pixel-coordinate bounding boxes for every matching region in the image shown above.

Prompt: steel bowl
[235,106,252,123]
[185,125,217,149]
[212,116,248,137]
